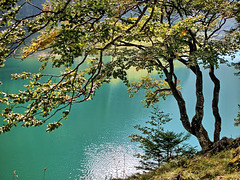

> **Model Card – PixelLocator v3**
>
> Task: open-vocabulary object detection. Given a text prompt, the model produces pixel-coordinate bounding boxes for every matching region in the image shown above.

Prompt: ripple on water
[71,142,142,180]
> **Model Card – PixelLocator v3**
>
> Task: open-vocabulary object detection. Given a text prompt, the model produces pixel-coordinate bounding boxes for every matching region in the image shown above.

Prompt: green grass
[115,146,240,180]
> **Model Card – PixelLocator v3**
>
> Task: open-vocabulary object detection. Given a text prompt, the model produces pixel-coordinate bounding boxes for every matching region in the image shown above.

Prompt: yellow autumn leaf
[180,30,188,37]
[21,31,59,58]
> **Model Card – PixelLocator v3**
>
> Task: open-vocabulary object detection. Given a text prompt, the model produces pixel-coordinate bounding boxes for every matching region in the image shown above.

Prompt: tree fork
[156,59,192,134]
[163,58,214,150]
[196,124,213,151]
[190,66,213,150]
[167,72,212,150]
[169,60,213,150]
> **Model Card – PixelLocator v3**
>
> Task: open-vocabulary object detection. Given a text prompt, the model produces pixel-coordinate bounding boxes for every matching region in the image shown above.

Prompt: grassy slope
[115,146,240,180]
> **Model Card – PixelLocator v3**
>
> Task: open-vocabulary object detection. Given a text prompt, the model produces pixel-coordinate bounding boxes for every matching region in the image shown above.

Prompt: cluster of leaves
[0,0,137,133]
[0,55,110,133]
[128,74,181,107]
[129,106,196,170]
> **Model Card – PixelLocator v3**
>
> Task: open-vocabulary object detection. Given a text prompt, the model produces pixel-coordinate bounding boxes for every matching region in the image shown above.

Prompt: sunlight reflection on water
[73,143,142,180]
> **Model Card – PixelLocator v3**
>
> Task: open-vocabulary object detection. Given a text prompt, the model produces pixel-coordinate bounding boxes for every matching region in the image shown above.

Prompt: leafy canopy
[0,0,239,134]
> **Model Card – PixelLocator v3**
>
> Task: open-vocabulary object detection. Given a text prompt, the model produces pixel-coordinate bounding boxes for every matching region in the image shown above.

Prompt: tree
[129,106,196,170]
[231,0,240,126]
[0,0,239,151]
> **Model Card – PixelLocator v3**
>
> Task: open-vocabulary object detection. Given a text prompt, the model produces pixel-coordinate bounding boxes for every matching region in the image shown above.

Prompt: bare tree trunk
[190,65,213,151]
[171,83,213,151]
[158,58,213,151]
[191,65,204,133]
[165,67,212,151]
[209,65,221,142]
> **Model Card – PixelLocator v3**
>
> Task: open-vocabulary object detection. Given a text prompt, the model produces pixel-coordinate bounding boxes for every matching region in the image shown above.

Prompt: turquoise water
[0,57,239,179]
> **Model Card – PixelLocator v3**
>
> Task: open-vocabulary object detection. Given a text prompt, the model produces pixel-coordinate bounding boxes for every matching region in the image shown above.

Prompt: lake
[0,56,239,179]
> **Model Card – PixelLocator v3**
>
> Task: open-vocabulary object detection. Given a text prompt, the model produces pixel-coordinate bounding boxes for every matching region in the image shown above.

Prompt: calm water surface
[0,56,239,179]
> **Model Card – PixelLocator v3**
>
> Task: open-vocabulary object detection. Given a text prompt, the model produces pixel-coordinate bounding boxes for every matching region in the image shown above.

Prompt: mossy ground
[115,146,240,180]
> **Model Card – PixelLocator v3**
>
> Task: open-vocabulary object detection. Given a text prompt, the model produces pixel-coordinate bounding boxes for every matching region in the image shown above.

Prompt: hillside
[115,138,240,180]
